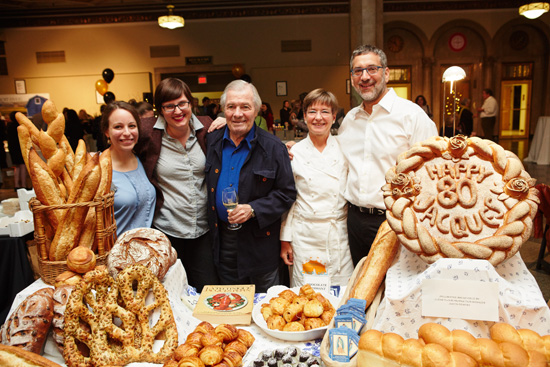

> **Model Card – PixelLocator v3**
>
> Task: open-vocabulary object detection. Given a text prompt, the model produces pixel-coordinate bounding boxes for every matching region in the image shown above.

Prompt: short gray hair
[220,80,262,112]
[350,44,388,69]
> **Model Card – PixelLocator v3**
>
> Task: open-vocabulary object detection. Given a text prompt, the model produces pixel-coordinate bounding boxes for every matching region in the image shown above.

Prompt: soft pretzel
[358,329,477,367]
[490,323,550,364]
[419,322,546,367]
[63,265,178,367]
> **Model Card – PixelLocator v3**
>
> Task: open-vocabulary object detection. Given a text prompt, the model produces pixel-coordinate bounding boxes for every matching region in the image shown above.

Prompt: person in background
[459,98,474,136]
[101,101,156,236]
[205,80,296,292]
[260,102,274,132]
[440,114,456,138]
[279,100,291,127]
[7,111,27,190]
[201,96,217,120]
[280,88,353,287]
[476,88,499,142]
[92,104,107,152]
[136,101,154,119]
[339,44,437,265]
[254,112,268,131]
[415,95,433,119]
[135,78,219,292]
[65,109,84,151]
[0,114,7,180]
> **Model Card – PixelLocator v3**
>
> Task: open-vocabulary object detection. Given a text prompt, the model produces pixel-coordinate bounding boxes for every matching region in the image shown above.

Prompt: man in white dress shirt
[338,44,438,265]
[477,88,499,142]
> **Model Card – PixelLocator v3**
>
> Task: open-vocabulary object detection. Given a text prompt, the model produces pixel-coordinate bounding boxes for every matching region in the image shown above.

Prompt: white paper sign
[422,278,499,322]
[303,274,331,293]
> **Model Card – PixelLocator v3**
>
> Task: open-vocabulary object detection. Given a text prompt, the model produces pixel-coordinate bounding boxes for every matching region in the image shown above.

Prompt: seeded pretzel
[63,265,178,367]
[382,135,539,266]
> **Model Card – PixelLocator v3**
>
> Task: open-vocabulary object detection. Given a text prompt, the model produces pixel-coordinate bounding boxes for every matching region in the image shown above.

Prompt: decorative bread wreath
[382,135,539,266]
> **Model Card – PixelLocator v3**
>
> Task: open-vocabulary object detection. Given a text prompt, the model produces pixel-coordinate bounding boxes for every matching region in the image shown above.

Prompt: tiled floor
[2,138,549,300]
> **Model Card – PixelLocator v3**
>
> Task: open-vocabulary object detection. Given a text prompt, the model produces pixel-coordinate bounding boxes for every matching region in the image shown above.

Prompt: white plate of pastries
[252,284,339,342]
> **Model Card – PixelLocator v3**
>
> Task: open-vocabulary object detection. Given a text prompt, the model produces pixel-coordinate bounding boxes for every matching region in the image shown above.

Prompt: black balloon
[103,91,116,104]
[102,68,115,83]
[240,74,252,83]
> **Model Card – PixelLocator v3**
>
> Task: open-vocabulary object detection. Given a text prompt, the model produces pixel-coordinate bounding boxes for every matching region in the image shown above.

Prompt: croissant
[283,321,306,332]
[223,350,243,367]
[195,321,215,335]
[199,345,224,366]
[201,332,223,347]
[224,341,248,357]
[236,329,255,348]
[178,356,206,367]
[186,332,204,349]
[175,343,200,360]
[303,299,324,318]
[215,324,238,342]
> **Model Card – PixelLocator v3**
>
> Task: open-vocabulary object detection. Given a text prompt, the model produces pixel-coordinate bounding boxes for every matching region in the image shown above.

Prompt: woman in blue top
[101,101,156,236]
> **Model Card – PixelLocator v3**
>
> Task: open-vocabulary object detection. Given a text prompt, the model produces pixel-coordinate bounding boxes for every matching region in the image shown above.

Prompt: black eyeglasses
[350,66,384,77]
[162,101,191,113]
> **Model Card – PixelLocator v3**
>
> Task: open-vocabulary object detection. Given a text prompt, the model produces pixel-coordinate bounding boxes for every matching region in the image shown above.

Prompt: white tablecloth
[5,260,328,367]
[372,245,550,339]
[524,116,550,165]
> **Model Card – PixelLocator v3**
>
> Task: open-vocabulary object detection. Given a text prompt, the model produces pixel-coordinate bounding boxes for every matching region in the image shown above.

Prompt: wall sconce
[442,66,466,136]
[158,5,184,29]
[519,2,549,19]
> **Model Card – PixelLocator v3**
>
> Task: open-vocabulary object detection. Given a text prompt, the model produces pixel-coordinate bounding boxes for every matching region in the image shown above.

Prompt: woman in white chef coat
[280,89,354,287]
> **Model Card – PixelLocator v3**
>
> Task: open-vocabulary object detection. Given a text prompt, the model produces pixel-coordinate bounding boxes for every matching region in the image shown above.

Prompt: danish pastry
[282,303,303,323]
[299,284,315,299]
[269,297,290,315]
[267,315,286,331]
[303,299,324,318]
[278,289,297,302]
[304,318,325,330]
[283,322,306,332]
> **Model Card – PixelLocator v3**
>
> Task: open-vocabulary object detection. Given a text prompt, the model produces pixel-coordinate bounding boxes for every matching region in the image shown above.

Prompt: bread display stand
[320,256,385,367]
[370,245,550,339]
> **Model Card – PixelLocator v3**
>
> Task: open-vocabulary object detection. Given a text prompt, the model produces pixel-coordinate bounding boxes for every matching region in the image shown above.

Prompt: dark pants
[162,230,219,292]
[481,116,498,142]
[218,224,279,293]
[347,204,387,266]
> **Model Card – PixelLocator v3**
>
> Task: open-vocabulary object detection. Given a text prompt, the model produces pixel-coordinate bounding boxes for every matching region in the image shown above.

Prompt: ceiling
[0,0,525,28]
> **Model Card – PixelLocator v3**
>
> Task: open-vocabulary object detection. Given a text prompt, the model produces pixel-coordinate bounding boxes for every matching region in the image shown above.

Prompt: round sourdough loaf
[107,227,177,280]
[382,135,539,266]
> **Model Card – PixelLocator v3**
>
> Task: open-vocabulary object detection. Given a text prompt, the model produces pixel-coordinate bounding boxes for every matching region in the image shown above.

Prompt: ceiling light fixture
[519,2,549,19]
[158,5,184,29]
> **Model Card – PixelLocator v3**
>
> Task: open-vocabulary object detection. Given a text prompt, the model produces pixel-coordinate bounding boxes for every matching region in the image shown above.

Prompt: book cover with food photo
[192,284,255,325]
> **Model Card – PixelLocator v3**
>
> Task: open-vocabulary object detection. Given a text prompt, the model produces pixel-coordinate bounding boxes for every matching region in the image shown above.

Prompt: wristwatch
[250,207,256,218]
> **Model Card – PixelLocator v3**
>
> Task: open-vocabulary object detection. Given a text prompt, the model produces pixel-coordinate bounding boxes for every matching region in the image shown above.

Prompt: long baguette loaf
[46,113,65,143]
[15,112,40,145]
[97,148,112,196]
[28,148,64,230]
[358,329,477,367]
[49,154,101,260]
[41,100,59,125]
[60,135,75,176]
[0,345,62,367]
[419,322,546,367]
[490,323,550,364]
[38,130,57,160]
[350,220,399,308]
[17,125,33,174]
[72,139,87,180]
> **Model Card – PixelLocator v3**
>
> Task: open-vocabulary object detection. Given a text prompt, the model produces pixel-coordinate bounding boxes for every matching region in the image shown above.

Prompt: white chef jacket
[280,135,354,287]
[337,88,438,210]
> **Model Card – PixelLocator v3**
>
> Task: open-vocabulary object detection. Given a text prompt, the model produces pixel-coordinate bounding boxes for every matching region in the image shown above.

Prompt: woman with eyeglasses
[135,77,219,291]
[101,101,156,236]
[280,88,353,287]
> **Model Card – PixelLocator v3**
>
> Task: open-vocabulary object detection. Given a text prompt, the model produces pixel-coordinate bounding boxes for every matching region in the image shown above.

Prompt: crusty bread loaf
[15,112,40,145]
[358,329,477,367]
[107,227,177,280]
[490,322,550,364]
[0,344,62,367]
[49,154,101,260]
[97,148,112,196]
[60,135,75,176]
[17,125,33,174]
[51,284,74,353]
[350,220,399,309]
[419,322,546,367]
[0,288,54,354]
[72,139,87,180]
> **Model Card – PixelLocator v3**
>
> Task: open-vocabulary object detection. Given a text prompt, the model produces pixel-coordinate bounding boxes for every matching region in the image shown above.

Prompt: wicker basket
[29,191,117,285]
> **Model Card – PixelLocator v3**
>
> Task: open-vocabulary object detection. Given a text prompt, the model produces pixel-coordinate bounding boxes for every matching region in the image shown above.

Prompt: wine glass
[222,187,241,230]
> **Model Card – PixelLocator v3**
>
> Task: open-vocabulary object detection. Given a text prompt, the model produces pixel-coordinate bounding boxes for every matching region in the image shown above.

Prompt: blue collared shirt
[215,125,256,222]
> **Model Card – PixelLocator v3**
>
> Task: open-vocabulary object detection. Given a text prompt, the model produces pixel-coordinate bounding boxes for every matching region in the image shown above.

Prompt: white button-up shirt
[337,88,438,210]
[480,95,498,118]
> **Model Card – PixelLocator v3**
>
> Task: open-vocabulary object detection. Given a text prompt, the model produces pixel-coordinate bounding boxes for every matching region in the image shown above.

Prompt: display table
[0,232,35,323]
[524,116,550,165]
[6,260,330,367]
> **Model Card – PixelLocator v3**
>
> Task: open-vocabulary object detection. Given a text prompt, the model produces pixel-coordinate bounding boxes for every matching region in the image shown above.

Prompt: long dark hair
[100,101,141,147]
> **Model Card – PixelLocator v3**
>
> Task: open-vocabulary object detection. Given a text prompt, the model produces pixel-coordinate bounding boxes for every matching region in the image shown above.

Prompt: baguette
[17,125,33,173]
[38,130,57,160]
[46,113,65,143]
[41,99,59,124]
[15,112,40,145]
[47,148,66,178]
[28,148,65,230]
[72,139,87,180]
[61,168,74,197]
[77,209,96,249]
[358,329,477,367]
[49,154,101,260]
[60,135,75,176]
[350,220,399,309]
[97,148,112,196]
[0,344,62,367]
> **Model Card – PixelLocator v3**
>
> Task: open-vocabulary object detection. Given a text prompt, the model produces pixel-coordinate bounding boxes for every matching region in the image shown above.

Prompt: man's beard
[354,79,386,103]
